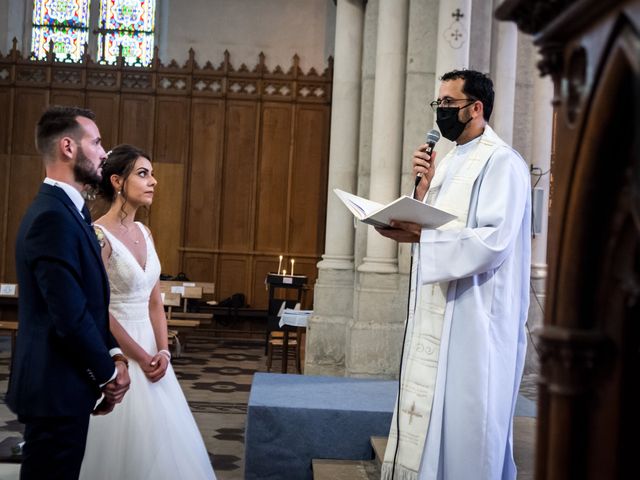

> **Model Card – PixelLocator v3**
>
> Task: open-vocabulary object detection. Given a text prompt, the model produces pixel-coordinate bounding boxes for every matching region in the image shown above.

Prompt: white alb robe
[415,136,531,480]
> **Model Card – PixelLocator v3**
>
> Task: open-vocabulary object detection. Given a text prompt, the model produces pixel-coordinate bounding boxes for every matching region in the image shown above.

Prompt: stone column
[358,0,410,274]
[347,0,410,378]
[490,17,518,144]
[526,70,553,374]
[305,0,365,376]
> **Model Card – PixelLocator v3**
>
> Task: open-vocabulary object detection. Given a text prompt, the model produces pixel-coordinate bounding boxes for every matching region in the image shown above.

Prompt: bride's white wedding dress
[80,222,216,480]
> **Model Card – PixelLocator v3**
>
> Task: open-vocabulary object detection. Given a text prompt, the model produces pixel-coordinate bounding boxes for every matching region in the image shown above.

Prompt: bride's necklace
[119,223,140,245]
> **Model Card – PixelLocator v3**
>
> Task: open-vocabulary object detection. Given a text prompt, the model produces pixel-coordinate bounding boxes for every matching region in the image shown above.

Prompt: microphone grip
[414,141,437,187]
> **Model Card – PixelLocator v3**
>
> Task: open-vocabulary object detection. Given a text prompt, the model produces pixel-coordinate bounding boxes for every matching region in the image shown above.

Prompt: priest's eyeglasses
[429,97,476,112]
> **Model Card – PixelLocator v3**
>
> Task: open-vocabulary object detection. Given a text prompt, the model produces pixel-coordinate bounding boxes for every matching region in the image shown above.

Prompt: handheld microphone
[414,129,441,188]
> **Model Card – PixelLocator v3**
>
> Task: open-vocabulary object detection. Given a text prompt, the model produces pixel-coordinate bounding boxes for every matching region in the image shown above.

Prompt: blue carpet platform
[244,372,537,480]
[244,373,396,480]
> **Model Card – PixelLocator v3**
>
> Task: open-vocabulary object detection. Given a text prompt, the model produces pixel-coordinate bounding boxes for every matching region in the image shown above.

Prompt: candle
[282,269,287,276]
[278,255,283,275]
[291,259,295,276]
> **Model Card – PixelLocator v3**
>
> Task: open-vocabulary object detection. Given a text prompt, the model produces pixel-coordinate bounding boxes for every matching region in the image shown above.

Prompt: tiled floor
[0,330,539,479]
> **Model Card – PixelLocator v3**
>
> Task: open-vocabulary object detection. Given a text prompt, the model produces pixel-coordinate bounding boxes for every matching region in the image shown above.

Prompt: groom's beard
[73,146,101,188]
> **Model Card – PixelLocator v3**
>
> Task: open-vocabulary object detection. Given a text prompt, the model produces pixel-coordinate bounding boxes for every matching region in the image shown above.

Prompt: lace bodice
[95,222,161,317]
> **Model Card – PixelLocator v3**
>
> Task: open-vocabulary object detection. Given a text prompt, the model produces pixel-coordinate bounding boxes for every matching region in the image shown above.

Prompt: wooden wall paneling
[4,155,43,281]
[149,161,184,276]
[148,96,189,276]
[154,97,189,164]
[183,253,216,285]
[86,92,121,149]
[255,102,292,252]
[184,99,225,249]
[11,89,48,155]
[0,89,12,154]
[217,255,249,303]
[220,100,259,250]
[0,89,13,280]
[288,105,330,255]
[252,256,279,309]
[49,90,85,108]
[0,154,9,279]
[119,95,155,153]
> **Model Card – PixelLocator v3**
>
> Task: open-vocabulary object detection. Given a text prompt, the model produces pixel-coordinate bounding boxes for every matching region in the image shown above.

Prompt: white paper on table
[278,309,313,328]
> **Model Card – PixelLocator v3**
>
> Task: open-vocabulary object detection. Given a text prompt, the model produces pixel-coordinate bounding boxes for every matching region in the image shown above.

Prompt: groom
[6,106,131,479]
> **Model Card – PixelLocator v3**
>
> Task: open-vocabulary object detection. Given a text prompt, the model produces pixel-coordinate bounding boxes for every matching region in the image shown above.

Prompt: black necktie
[81,204,92,226]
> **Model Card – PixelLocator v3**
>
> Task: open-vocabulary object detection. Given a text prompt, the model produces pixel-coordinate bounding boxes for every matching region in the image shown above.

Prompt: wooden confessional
[496,0,639,478]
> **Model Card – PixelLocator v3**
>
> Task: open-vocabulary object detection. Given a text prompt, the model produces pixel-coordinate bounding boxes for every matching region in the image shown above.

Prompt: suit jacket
[6,183,118,417]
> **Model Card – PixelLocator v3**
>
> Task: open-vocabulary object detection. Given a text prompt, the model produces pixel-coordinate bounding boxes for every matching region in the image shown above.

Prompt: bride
[79,144,216,479]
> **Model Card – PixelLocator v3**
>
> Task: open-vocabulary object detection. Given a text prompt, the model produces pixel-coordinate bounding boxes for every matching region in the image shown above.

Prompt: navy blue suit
[6,183,118,479]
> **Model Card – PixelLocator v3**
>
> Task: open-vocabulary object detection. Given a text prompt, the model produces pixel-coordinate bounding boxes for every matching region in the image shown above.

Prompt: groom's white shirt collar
[43,177,87,217]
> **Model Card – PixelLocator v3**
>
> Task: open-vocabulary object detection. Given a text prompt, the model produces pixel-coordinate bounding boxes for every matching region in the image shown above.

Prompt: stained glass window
[31,0,91,62]
[97,0,156,66]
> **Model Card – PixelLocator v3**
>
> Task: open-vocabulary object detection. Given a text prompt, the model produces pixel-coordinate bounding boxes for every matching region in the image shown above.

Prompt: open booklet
[334,188,456,229]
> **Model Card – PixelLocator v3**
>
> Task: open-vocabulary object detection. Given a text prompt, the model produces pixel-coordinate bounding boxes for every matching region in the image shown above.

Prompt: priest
[377,69,531,480]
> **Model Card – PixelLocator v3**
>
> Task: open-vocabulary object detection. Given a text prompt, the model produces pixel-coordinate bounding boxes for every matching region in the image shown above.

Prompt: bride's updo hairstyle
[98,144,151,202]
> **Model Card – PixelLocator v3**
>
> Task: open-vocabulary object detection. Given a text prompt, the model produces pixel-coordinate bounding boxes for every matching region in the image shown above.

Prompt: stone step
[312,459,380,480]
[371,436,388,465]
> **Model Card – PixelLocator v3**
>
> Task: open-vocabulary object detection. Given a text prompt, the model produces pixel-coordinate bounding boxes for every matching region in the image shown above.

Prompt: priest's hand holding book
[375,220,422,243]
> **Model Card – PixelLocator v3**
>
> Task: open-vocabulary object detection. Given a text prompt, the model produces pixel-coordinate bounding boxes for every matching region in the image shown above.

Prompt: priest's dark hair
[440,69,494,121]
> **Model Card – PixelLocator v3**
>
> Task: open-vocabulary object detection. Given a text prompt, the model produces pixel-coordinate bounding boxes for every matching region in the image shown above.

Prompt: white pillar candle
[291,259,295,276]
[282,269,287,276]
[278,255,283,274]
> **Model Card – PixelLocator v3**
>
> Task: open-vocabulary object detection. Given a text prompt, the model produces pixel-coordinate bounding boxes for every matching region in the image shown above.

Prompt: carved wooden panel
[289,105,329,254]
[183,253,216,284]
[86,92,120,148]
[0,90,12,154]
[255,103,292,251]
[11,90,47,155]
[252,257,278,308]
[148,162,184,276]
[0,154,9,277]
[154,97,189,164]
[220,101,258,250]
[119,95,154,152]
[3,155,42,280]
[185,99,224,249]
[218,255,249,301]
[50,90,84,108]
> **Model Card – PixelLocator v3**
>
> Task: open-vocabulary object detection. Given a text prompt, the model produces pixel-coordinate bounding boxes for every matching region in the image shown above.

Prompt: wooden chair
[266,301,302,373]
[266,330,301,373]
[162,292,185,357]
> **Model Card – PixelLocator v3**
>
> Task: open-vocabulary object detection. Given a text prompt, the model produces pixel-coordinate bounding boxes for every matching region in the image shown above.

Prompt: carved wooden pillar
[496,0,639,478]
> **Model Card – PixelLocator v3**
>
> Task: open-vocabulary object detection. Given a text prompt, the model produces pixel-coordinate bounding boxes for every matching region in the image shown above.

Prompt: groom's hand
[103,361,130,404]
[92,398,115,416]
